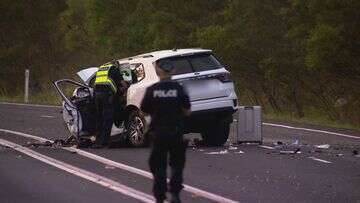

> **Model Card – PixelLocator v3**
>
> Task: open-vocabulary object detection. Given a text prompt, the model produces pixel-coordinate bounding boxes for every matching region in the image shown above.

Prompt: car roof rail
[118,54,153,62]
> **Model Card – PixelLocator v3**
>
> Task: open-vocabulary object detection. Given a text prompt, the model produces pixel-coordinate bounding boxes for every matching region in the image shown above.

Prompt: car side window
[130,63,145,83]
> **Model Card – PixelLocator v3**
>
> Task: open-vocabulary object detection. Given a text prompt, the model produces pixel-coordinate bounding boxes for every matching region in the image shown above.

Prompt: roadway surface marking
[0,128,238,203]
[0,102,60,108]
[0,138,155,203]
[263,123,360,139]
[309,157,332,164]
[259,145,275,150]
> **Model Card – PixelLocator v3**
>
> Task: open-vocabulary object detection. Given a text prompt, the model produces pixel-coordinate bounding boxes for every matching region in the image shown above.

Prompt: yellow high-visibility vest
[95,63,117,93]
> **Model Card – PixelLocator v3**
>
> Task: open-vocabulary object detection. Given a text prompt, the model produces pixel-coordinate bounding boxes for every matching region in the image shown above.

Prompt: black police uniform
[94,65,128,147]
[140,80,191,201]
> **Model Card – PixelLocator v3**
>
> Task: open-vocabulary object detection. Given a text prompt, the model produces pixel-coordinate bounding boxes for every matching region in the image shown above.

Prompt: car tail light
[215,73,232,83]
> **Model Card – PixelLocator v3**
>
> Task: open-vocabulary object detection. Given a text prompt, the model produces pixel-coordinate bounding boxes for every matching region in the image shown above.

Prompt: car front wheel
[126,111,148,147]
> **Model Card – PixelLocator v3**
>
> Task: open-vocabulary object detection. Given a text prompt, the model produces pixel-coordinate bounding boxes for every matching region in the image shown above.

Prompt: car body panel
[77,67,98,85]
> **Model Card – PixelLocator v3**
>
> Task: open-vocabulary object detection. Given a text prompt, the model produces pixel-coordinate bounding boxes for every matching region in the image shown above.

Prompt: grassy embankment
[0,90,61,106]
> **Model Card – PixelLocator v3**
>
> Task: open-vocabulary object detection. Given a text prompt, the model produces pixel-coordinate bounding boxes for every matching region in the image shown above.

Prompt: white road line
[0,128,238,203]
[0,138,154,203]
[259,145,275,150]
[0,101,60,108]
[41,115,55,118]
[263,123,360,139]
[0,129,50,142]
[308,156,332,164]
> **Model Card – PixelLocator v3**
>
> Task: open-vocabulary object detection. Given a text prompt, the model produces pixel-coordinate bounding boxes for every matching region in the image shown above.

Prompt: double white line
[0,128,238,203]
[0,138,154,203]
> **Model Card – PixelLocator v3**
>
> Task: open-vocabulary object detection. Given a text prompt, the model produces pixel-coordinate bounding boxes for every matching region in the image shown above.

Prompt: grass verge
[0,91,61,106]
[264,111,360,132]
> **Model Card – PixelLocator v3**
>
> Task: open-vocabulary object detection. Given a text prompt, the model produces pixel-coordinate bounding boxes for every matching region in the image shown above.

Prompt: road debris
[276,141,283,145]
[205,150,228,155]
[273,140,301,155]
[280,148,300,155]
[316,144,330,149]
[25,141,52,148]
[235,150,244,154]
[314,149,322,153]
[24,137,77,148]
[228,146,238,150]
[352,150,360,157]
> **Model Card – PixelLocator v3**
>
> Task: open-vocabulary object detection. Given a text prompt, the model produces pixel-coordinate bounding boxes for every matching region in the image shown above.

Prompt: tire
[201,121,230,147]
[126,111,148,147]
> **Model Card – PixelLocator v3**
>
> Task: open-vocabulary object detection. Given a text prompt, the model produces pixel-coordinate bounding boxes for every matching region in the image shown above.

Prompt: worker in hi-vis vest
[94,61,129,148]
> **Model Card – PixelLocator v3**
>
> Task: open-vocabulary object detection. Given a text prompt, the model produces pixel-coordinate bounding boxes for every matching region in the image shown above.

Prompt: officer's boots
[156,198,165,203]
[170,193,181,203]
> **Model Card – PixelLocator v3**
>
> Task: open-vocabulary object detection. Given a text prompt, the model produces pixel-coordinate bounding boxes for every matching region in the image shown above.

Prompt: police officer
[114,65,133,127]
[94,61,129,148]
[140,61,191,203]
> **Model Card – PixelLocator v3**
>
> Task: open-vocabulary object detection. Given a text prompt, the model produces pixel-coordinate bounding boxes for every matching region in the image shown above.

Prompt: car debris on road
[205,150,229,155]
[24,138,76,149]
[271,139,302,155]
[316,144,330,149]
[228,146,238,150]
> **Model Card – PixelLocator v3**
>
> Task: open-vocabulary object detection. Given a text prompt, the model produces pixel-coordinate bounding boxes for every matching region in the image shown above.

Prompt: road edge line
[0,138,154,203]
[0,128,238,203]
[0,101,60,108]
[263,123,360,139]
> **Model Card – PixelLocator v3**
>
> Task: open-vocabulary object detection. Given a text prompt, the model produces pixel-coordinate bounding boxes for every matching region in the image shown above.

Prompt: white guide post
[24,69,29,103]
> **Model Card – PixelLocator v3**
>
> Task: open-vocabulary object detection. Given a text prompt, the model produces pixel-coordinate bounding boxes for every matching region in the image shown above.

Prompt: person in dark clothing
[140,61,191,203]
[94,61,129,148]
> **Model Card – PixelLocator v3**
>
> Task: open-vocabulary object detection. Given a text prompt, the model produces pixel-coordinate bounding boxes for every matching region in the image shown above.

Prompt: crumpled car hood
[76,67,98,85]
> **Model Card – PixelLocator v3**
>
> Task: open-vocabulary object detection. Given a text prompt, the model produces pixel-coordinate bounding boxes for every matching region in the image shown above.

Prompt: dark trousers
[149,135,187,200]
[95,91,114,146]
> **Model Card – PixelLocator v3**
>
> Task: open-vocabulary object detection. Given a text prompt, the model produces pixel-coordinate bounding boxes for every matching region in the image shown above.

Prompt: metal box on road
[230,106,262,144]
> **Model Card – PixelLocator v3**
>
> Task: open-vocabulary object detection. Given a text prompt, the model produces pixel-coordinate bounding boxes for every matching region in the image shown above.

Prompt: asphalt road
[0,102,359,203]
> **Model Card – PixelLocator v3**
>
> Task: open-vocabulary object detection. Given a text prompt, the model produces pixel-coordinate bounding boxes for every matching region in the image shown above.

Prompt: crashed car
[54,48,238,147]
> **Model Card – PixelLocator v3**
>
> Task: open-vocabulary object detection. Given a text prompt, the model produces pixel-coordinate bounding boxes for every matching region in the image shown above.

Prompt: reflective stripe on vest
[95,65,117,93]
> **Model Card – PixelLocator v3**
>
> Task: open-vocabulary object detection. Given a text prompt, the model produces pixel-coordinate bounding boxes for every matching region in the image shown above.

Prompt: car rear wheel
[126,111,148,147]
[201,121,230,146]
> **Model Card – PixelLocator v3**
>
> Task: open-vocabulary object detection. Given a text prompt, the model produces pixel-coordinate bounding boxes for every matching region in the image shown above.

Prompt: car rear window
[156,53,222,75]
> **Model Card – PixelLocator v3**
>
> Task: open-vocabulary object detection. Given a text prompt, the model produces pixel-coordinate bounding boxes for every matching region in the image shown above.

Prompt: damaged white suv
[54,48,238,147]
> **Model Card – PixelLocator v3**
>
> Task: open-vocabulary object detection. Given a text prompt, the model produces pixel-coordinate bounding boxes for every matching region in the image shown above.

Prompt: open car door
[53,79,97,143]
